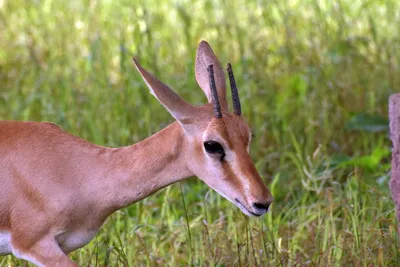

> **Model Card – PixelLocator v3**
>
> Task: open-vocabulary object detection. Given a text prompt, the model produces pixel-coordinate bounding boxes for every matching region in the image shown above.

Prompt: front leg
[11,236,77,267]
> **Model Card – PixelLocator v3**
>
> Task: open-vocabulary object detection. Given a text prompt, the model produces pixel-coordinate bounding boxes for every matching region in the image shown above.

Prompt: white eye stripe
[231,161,251,193]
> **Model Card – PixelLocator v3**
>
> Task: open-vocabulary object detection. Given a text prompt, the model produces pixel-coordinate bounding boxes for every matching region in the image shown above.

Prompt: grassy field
[1,0,399,266]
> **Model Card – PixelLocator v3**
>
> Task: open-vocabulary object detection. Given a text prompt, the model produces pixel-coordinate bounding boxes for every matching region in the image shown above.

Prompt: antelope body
[0,41,273,266]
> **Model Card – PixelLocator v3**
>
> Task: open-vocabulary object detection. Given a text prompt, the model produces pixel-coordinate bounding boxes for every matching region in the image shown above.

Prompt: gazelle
[0,41,273,266]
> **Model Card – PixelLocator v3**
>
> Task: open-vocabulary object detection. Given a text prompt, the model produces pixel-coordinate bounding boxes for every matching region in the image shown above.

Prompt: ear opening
[132,58,196,125]
[195,41,228,110]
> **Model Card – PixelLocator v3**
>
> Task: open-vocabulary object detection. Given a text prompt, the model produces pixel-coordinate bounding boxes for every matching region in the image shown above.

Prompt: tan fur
[0,41,272,266]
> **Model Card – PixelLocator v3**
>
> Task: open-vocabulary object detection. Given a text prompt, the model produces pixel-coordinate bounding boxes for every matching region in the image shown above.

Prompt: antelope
[0,41,273,266]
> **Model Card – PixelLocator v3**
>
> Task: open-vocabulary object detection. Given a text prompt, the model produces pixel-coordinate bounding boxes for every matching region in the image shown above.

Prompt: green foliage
[0,0,398,266]
[345,113,389,133]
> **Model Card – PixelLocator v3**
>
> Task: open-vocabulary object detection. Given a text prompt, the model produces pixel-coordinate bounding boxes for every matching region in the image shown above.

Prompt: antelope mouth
[234,198,264,217]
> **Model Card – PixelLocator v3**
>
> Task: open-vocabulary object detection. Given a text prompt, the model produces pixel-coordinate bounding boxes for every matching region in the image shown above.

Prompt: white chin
[234,199,260,217]
[208,187,263,217]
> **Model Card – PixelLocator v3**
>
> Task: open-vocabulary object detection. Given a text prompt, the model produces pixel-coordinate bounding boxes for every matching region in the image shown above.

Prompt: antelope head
[133,41,273,216]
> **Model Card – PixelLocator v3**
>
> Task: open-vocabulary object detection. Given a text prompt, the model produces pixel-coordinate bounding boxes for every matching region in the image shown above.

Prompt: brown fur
[0,41,272,266]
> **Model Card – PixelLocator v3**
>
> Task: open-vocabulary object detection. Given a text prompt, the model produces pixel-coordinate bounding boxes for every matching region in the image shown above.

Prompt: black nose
[253,202,271,212]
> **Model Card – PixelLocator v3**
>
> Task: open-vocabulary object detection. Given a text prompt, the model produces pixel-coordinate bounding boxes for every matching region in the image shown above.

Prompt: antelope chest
[56,229,98,253]
[0,230,98,255]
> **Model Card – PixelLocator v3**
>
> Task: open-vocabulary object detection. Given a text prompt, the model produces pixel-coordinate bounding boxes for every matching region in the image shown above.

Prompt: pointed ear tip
[132,58,144,74]
[132,57,139,66]
[198,40,211,50]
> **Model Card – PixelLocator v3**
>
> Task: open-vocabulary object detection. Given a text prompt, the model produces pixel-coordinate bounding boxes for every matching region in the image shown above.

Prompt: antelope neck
[98,121,193,214]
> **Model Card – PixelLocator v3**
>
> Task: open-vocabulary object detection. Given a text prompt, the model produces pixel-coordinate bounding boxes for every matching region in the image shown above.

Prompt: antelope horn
[227,63,241,116]
[207,64,222,118]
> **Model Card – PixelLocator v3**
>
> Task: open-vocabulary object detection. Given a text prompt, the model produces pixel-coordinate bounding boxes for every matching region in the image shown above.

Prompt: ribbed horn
[227,63,241,116]
[207,64,222,118]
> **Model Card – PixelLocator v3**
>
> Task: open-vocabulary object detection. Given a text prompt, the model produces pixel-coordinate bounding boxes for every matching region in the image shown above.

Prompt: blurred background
[0,0,399,266]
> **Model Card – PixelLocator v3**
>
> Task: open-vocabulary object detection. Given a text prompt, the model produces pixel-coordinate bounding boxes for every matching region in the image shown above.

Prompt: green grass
[0,0,399,266]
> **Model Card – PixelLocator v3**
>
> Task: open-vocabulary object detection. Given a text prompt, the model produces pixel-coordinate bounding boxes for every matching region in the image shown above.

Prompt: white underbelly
[56,230,97,253]
[0,231,12,255]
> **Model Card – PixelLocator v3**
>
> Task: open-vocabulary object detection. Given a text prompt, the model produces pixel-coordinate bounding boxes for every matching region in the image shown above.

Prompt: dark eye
[204,141,225,155]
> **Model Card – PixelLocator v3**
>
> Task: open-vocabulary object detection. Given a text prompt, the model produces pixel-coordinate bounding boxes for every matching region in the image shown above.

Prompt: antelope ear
[195,41,228,110]
[133,58,197,129]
